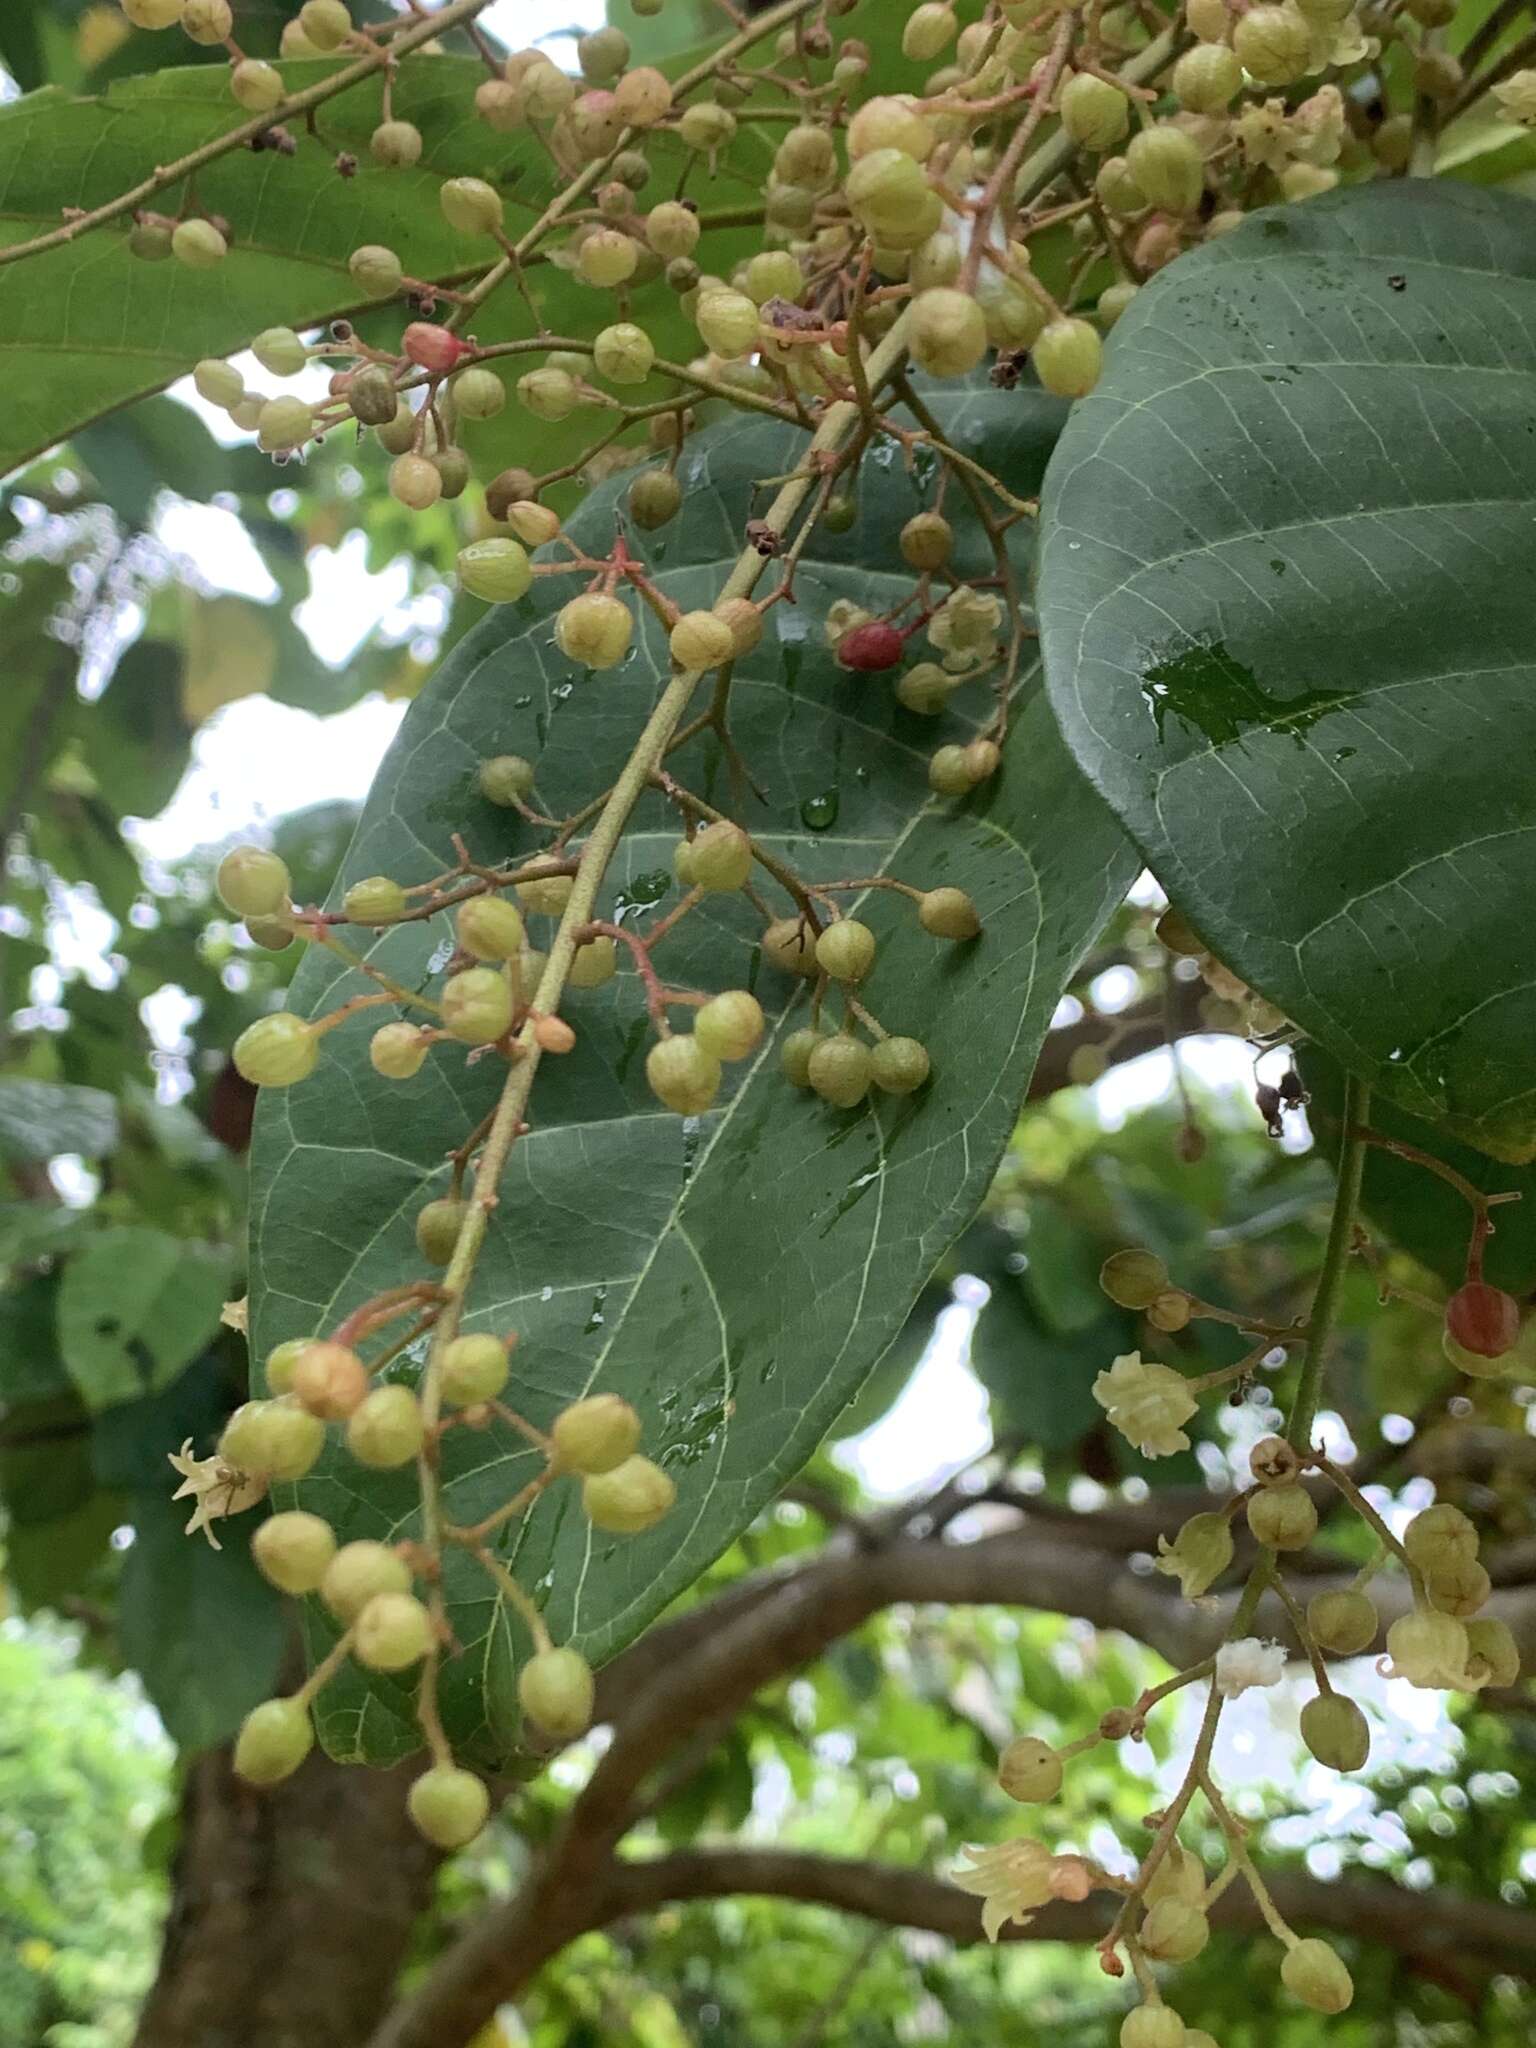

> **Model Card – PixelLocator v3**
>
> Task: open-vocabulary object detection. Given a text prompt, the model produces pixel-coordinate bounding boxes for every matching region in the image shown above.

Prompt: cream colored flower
[1155,1512,1234,1599]
[167,1439,267,1549]
[1092,1352,1198,1459]
[823,598,872,647]
[1234,98,1293,171]
[1289,85,1347,166]
[1383,1609,1487,1691]
[1214,1636,1286,1697]
[928,588,1002,662]
[1494,69,1536,125]
[952,1839,1062,1942]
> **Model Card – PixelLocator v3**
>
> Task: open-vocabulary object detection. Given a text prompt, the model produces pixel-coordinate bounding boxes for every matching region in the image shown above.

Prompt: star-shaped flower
[167,1439,267,1549]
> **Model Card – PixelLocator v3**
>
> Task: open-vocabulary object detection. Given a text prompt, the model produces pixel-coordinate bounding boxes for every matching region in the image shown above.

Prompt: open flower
[1382,1610,1486,1691]
[168,1439,267,1549]
[1214,1637,1286,1698]
[1494,69,1536,125]
[1092,1352,1198,1459]
[952,1840,1090,1942]
[1155,1512,1234,1599]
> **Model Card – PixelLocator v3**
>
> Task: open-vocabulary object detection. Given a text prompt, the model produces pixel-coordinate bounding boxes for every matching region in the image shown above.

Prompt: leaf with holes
[1038,181,1536,1164]
[248,393,1136,1764]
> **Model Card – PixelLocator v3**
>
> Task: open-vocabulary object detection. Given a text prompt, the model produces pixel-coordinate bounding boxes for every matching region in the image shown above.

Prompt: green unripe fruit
[408,1765,490,1849]
[918,888,980,940]
[1246,1482,1318,1551]
[1173,44,1242,112]
[457,896,526,964]
[678,100,737,152]
[478,755,536,807]
[1140,1899,1210,1964]
[807,1036,872,1108]
[376,405,418,456]
[458,538,532,604]
[370,1022,429,1080]
[390,454,442,511]
[234,1013,317,1088]
[370,119,423,167]
[234,1699,313,1786]
[1307,1589,1378,1656]
[762,917,819,978]
[346,365,400,427]
[342,874,406,923]
[909,288,987,378]
[1300,1693,1370,1771]
[689,820,753,892]
[518,1647,596,1738]
[578,228,639,288]
[219,1398,324,1481]
[1032,317,1103,400]
[130,220,175,261]
[452,366,506,420]
[1100,1247,1168,1309]
[1120,2010,1185,2048]
[515,874,573,916]
[695,991,765,1062]
[846,148,930,240]
[441,176,504,236]
[172,219,227,269]
[593,322,655,385]
[871,1036,930,1095]
[1059,72,1130,149]
[630,469,682,529]
[1125,126,1204,216]
[1403,1502,1478,1571]
[646,1035,722,1115]
[745,250,803,305]
[552,1394,642,1475]
[231,59,284,113]
[1281,1938,1354,2014]
[253,1510,337,1594]
[900,513,953,572]
[847,95,933,163]
[1232,4,1313,84]
[320,1540,411,1622]
[265,1339,307,1395]
[997,1735,1062,1802]
[1099,281,1139,328]
[568,938,617,989]
[441,1333,510,1406]
[582,1453,676,1532]
[671,610,737,671]
[194,358,244,409]
[1466,1617,1521,1688]
[218,844,291,918]
[346,1386,425,1469]
[299,0,352,48]
[815,920,876,982]
[442,967,514,1045]
[349,244,404,298]
[416,1198,468,1267]
[646,202,701,261]
[695,288,760,359]
[555,592,632,668]
[354,1591,434,1672]
[781,1028,824,1086]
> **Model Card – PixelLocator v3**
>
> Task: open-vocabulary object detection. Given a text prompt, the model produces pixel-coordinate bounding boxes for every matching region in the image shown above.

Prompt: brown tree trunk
[134,1742,440,2048]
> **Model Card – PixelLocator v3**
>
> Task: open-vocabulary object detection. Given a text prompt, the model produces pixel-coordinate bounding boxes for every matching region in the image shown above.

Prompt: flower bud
[646,1036,722,1115]
[551,1394,642,1475]
[458,538,532,604]
[816,920,876,983]
[219,1399,324,1483]
[218,845,291,919]
[630,469,682,529]
[762,917,819,977]
[1465,1617,1520,1688]
[1059,72,1130,149]
[918,888,981,940]
[808,1037,873,1108]
[455,896,524,962]
[688,820,753,892]
[1247,1482,1317,1551]
[416,1198,468,1267]
[390,453,442,511]
[847,95,933,162]
[1120,2009,1185,2048]
[871,1037,931,1095]
[477,754,536,807]
[234,1699,313,1786]
[441,176,503,237]
[320,1540,411,1622]
[1145,1842,1205,1907]
[1232,4,1313,83]
[291,1340,369,1421]
[1403,1502,1478,1572]
[582,1453,677,1532]
[1099,1248,1168,1310]
[1445,1281,1520,1360]
[519,1647,596,1738]
[909,288,988,378]
[346,1386,425,1469]
[1249,1435,1301,1485]
[1125,126,1204,214]
[1280,1937,1354,2013]
[1385,1608,1471,1689]
[1172,44,1242,111]
[996,1735,1062,1802]
[1140,1899,1210,1963]
[846,148,931,240]
[671,610,738,671]
[678,100,736,152]
[354,1591,435,1672]
[350,243,404,297]
[442,967,514,1045]
[371,1022,430,1081]
[1426,1556,1491,1618]
[695,991,766,1062]
[555,592,633,669]
[408,1765,491,1848]
[1307,1588,1378,1655]
[1031,317,1102,399]
[1155,1512,1233,1598]
[253,1510,337,1594]
[1146,1290,1191,1332]
[343,874,406,922]
[1300,1692,1369,1770]
[171,218,227,269]
[402,321,468,373]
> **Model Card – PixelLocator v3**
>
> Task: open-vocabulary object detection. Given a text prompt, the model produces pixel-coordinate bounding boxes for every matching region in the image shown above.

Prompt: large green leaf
[249,395,1136,1763]
[56,1224,231,1410]
[1038,181,1536,1165]
[0,1077,118,1163]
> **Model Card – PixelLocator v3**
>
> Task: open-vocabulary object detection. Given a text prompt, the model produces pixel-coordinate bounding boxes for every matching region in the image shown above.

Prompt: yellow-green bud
[1154,1511,1233,1598]
[416,1197,468,1266]
[1120,2010,1185,2048]
[582,1453,676,1532]
[1426,1556,1491,1618]
[1140,1899,1210,1963]
[343,874,406,923]
[1465,1617,1520,1688]
[909,288,988,378]
[1246,1483,1318,1551]
[695,991,766,1062]
[556,592,633,668]
[762,917,819,977]
[518,1647,595,1739]
[252,1510,336,1594]
[871,1037,930,1095]
[996,1735,1062,1802]
[551,1393,642,1475]
[234,1013,318,1088]
[1100,1248,1168,1309]
[1125,126,1204,215]
[1307,1589,1377,1655]
[1385,1608,1471,1689]
[345,1386,425,1469]
[1232,4,1313,84]
[477,755,535,807]
[807,1036,872,1108]
[815,920,876,982]
[440,1333,509,1406]
[234,1699,313,1786]
[1031,318,1102,399]
[354,1591,435,1672]
[442,967,514,1045]
[671,610,737,670]
[1173,44,1242,111]
[457,896,526,962]
[458,538,532,604]
[593,321,655,385]
[1300,1692,1370,1771]
[1059,72,1130,149]
[1403,1502,1478,1572]
[408,1765,490,1848]
[646,1036,722,1115]
[1280,1938,1354,2013]
[319,1540,411,1622]
[689,820,753,892]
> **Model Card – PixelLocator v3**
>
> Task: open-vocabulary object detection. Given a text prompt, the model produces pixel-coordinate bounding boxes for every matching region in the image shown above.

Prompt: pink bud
[837,620,904,671]
[402,322,470,373]
[1445,1281,1520,1359]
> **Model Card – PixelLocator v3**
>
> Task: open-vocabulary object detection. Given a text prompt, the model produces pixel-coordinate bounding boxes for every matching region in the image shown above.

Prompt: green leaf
[0,1270,73,1406]
[73,394,274,526]
[56,1224,231,1410]
[1038,181,1536,1164]
[249,398,1134,1763]
[0,1077,118,1163]
[119,1486,285,1752]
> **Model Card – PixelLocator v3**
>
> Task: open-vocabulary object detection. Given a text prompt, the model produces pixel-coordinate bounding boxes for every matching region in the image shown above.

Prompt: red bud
[402,322,470,373]
[837,621,904,671]
[1445,1280,1520,1359]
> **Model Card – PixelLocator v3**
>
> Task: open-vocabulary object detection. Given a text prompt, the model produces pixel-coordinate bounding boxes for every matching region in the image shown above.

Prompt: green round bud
[264,1339,307,1395]
[233,1013,317,1088]
[320,1540,411,1622]
[458,538,532,604]
[503,501,560,547]
[927,744,978,797]
[518,1647,595,1739]
[408,1765,490,1849]
[678,100,737,153]
[1099,1248,1168,1310]
[371,119,424,168]
[582,1453,676,1532]
[781,1028,824,1087]
[1280,1937,1354,2014]
[1145,1843,1205,1907]
[457,896,526,963]
[1426,1555,1492,1618]
[442,967,514,1045]
[376,405,418,456]
[870,1036,930,1095]
[1307,1589,1378,1656]
[555,592,632,669]
[172,219,227,269]
[449,367,505,424]
[903,2,957,60]
[354,1591,434,1672]
[899,513,953,572]
[1466,1617,1521,1688]
[846,148,930,240]
[218,844,291,918]
[1300,1693,1370,1771]
[918,888,980,940]
[441,1333,510,1407]
[1246,1483,1318,1551]
[630,469,682,529]
[349,244,404,298]
[477,755,536,807]
[346,1385,425,1469]
[689,820,753,892]
[390,453,442,511]
[344,366,398,428]
[130,220,175,262]
[568,938,617,990]
[593,321,655,386]
[996,1735,1062,1802]
[578,227,639,288]
[1140,1899,1210,1964]
[695,287,760,360]
[1120,2010,1185,2048]
[694,991,765,1062]
[1386,1608,1471,1689]
[1059,72,1130,150]
[671,609,737,671]
[370,1021,429,1080]
[815,920,876,982]
[551,1394,642,1475]
[194,358,244,409]
[1233,3,1313,83]
[516,874,573,919]
[231,59,284,112]
[441,176,504,236]
[646,1035,722,1115]
[745,249,803,304]
[416,1198,468,1267]
[646,201,701,260]
[234,1698,313,1786]
[807,1036,872,1108]
[430,447,471,502]
[342,874,406,923]
[253,1510,337,1594]
[289,1340,368,1421]
[124,0,187,25]
[896,662,956,715]
[256,396,314,455]
[762,917,819,978]
[909,288,987,378]
[219,1398,323,1481]
[253,326,307,379]
[1031,317,1103,400]
[1125,126,1204,216]
[1403,1502,1479,1572]
[1172,44,1243,112]
[299,0,352,49]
